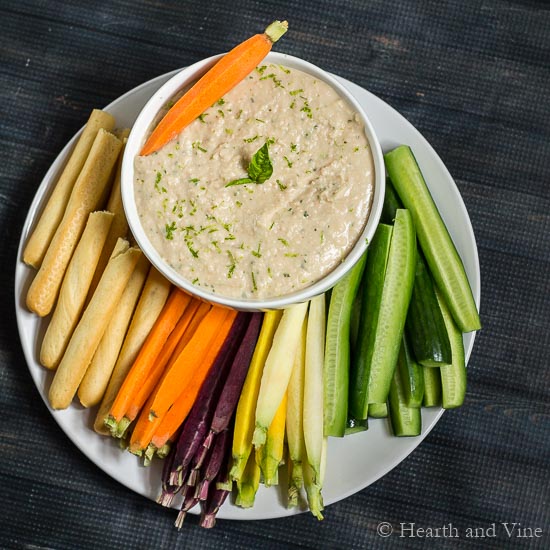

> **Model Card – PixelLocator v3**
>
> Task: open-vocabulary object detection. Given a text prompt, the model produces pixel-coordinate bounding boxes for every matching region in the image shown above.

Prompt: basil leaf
[225,177,255,187]
[224,142,274,187]
[247,142,273,183]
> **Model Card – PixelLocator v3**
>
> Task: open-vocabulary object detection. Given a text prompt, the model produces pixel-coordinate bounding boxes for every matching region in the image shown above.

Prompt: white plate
[15,69,480,521]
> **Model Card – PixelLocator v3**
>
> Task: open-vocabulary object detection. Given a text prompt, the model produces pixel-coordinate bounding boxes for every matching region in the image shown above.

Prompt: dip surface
[134,64,374,299]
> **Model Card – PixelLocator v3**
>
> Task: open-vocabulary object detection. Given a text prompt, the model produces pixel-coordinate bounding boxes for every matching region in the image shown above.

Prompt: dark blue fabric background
[1,1,549,548]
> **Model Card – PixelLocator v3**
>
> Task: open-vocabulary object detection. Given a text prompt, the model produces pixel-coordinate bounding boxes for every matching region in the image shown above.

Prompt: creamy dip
[134,64,374,299]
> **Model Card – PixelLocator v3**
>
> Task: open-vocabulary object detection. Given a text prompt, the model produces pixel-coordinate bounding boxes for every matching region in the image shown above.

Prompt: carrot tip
[144,443,156,466]
[156,443,171,458]
[158,491,175,507]
[264,20,288,43]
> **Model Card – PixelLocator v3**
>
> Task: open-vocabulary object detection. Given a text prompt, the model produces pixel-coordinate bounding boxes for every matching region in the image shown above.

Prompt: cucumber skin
[406,253,452,367]
[397,334,425,408]
[388,366,421,437]
[384,146,481,333]
[422,365,442,407]
[435,287,467,409]
[349,224,393,420]
[323,254,367,437]
[367,209,417,405]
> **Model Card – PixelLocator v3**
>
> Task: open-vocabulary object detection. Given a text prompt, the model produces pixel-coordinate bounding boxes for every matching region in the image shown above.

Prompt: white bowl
[121,52,385,310]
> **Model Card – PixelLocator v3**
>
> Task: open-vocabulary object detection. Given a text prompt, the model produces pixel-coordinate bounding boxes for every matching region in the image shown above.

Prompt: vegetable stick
[303,459,324,520]
[192,312,262,477]
[396,334,425,408]
[320,436,328,485]
[146,306,216,450]
[146,306,234,421]
[435,286,467,409]
[124,300,207,424]
[235,450,261,508]
[175,489,200,529]
[325,254,367,435]
[367,209,416,405]
[86,139,130,301]
[253,301,309,447]
[149,309,238,453]
[93,267,170,434]
[384,146,481,332]
[129,308,237,453]
[208,313,263,436]
[23,109,115,268]
[150,306,242,450]
[168,314,249,487]
[26,129,122,316]
[140,20,288,155]
[304,294,326,483]
[388,366,421,436]
[286,317,307,502]
[158,443,179,507]
[77,253,149,407]
[304,435,327,518]
[369,402,388,418]
[196,430,231,501]
[160,301,211,375]
[259,391,287,487]
[197,455,232,530]
[48,238,141,409]
[230,310,282,482]
[39,211,114,369]
[423,365,442,407]
[350,227,391,420]
[145,299,202,383]
[105,287,190,429]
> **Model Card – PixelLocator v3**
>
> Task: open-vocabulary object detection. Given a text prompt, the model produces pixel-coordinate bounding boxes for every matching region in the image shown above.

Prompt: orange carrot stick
[106,288,190,427]
[165,301,211,369]
[129,308,237,453]
[123,298,203,422]
[150,312,240,450]
[140,20,288,156]
[134,311,239,454]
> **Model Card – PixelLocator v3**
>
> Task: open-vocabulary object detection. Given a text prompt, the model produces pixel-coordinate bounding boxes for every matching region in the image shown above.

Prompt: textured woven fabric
[1,1,549,548]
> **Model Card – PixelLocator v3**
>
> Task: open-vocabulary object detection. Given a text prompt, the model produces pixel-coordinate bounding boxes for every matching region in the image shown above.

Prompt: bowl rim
[121,51,385,311]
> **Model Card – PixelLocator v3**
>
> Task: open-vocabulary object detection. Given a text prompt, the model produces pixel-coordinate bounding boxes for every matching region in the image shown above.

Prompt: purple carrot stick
[175,489,200,529]
[158,442,180,507]
[169,313,250,486]
[197,429,231,501]
[202,312,263,452]
[199,438,232,528]
[186,435,213,488]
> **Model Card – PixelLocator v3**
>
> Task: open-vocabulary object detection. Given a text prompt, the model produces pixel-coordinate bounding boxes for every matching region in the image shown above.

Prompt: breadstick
[23,109,115,268]
[93,267,171,434]
[40,211,114,370]
[48,238,141,410]
[114,127,131,140]
[86,139,129,301]
[26,129,122,317]
[78,253,150,408]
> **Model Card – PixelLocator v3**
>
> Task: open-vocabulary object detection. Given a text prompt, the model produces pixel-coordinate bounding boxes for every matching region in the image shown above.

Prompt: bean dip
[134,63,374,299]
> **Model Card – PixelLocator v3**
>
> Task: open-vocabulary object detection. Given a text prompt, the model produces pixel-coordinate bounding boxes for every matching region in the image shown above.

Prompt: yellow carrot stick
[253,302,309,447]
[235,450,261,508]
[286,318,307,504]
[260,391,287,487]
[230,310,282,481]
[304,294,326,483]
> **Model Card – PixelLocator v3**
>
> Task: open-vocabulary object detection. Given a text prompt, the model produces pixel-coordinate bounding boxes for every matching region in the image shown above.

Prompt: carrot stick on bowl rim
[140,20,288,156]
